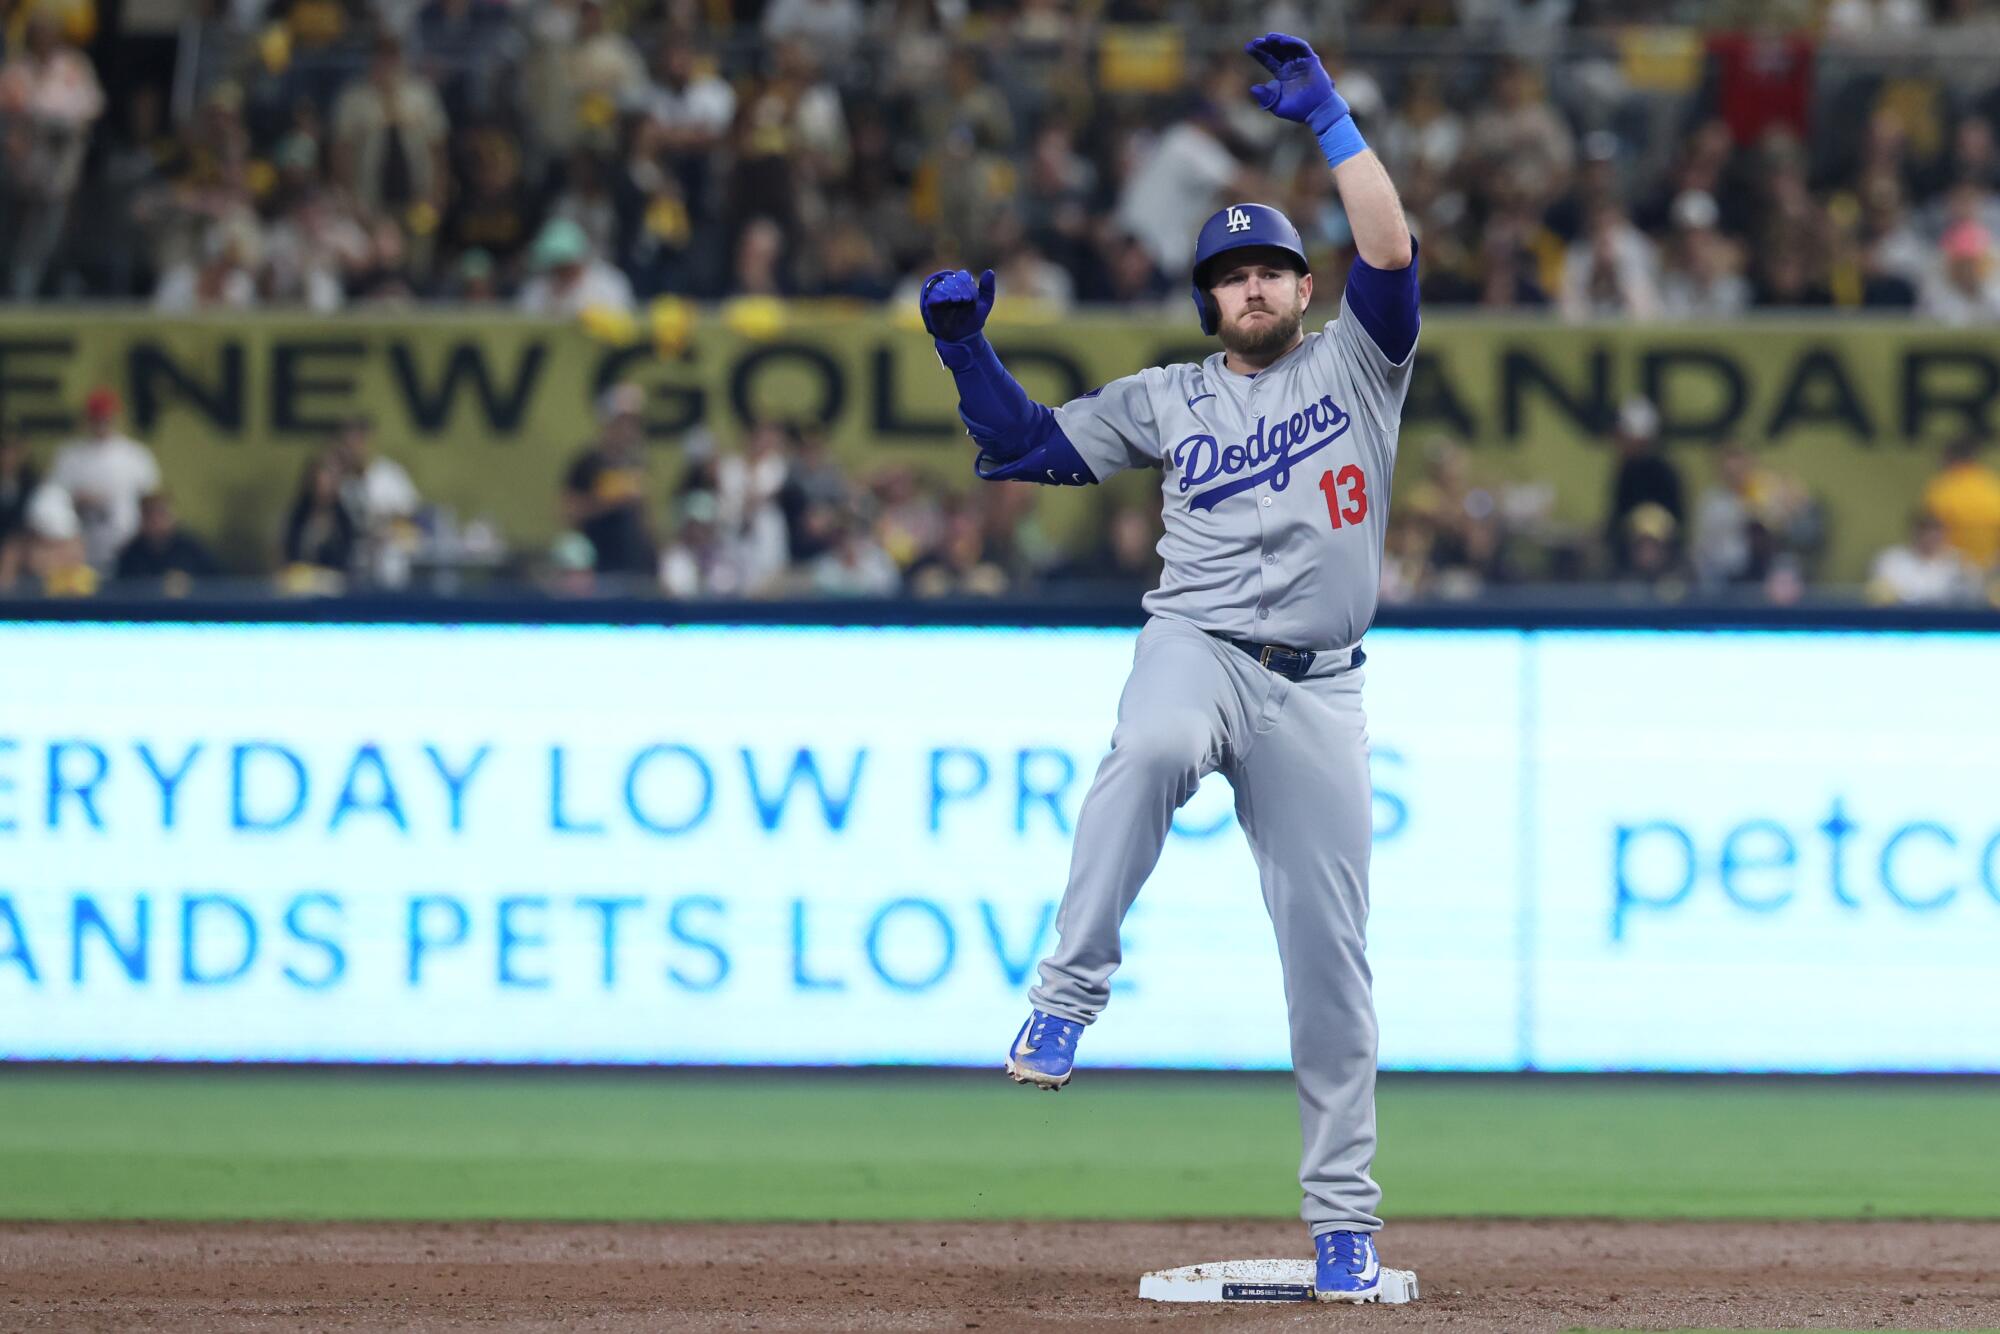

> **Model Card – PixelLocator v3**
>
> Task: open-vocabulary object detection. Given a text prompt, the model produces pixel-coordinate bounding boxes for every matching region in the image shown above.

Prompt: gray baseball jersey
[1052,291,1415,650]
[1023,287,1415,1240]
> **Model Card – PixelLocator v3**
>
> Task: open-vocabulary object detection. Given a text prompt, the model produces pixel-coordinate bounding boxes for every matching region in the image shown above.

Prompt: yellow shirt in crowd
[1923,462,2000,569]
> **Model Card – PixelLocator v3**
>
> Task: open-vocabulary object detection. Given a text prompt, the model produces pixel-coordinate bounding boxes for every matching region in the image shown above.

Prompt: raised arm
[1245,33,1412,270]
[1247,32,1418,359]
[1331,152,1413,272]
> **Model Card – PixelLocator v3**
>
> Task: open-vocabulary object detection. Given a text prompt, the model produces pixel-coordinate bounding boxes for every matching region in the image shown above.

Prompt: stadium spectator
[974,482,1057,588]
[656,487,783,598]
[516,216,634,315]
[716,421,789,530]
[907,495,1010,597]
[1115,101,1258,278]
[1868,510,1983,605]
[261,150,363,312]
[113,493,219,589]
[20,482,95,596]
[1658,191,1749,318]
[763,0,869,77]
[1690,443,1775,589]
[514,0,644,167]
[1706,27,1815,148]
[643,33,735,204]
[152,221,261,312]
[333,417,424,587]
[1401,439,1501,598]
[282,452,360,580]
[916,46,1015,256]
[78,83,172,299]
[808,513,901,596]
[1378,511,1436,605]
[343,216,421,304]
[1545,130,1620,244]
[618,144,697,296]
[1921,434,2000,570]
[1379,65,1464,181]
[711,421,792,591]
[989,207,1074,310]
[722,41,849,269]
[1465,196,1553,308]
[546,148,621,259]
[1560,203,1660,320]
[442,130,541,280]
[1635,118,1735,237]
[1616,502,1686,594]
[0,10,104,298]
[1046,499,1164,601]
[1918,221,2000,324]
[1854,174,1926,304]
[812,211,895,300]
[1463,58,1574,204]
[332,33,451,235]
[1603,398,1684,577]
[562,382,654,576]
[413,0,519,124]
[769,424,847,563]
[0,434,44,587]
[734,216,793,296]
[449,248,499,301]
[657,489,725,597]
[1826,0,1929,36]
[47,388,162,573]
[868,465,945,572]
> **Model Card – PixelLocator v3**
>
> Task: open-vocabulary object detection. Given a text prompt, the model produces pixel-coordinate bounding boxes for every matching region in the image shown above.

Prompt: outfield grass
[0,1069,1995,1221]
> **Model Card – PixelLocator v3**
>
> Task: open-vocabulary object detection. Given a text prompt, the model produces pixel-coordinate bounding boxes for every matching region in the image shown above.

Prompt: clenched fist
[920,267,996,344]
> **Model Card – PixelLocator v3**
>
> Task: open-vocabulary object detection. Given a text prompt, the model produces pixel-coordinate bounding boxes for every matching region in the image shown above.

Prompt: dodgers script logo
[1172,395,1351,512]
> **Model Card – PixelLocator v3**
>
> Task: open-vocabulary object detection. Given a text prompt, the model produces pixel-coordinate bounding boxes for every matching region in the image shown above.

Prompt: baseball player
[919,33,1417,1301]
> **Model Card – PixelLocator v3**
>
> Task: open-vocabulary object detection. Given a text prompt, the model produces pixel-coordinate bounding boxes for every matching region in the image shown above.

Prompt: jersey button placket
[1255,493,1275,622]
[1248,379,1276,626]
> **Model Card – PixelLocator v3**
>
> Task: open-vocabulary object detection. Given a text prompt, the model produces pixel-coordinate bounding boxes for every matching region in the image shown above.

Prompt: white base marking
[1138,1258,1418,1304]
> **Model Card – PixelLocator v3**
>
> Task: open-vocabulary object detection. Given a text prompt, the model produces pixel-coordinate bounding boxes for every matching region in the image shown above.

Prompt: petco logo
[1226,206,1252,233]
[1610,798,2000,941]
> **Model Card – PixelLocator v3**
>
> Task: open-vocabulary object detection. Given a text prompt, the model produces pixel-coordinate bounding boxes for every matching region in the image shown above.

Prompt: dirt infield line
[2,1219,1996,1331]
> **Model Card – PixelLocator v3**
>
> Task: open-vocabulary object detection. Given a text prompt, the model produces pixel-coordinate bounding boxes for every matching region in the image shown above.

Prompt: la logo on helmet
[1226,206,1252,233]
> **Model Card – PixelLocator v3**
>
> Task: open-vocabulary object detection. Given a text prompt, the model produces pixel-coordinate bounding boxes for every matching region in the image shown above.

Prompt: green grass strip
[0,1070,1994,1221]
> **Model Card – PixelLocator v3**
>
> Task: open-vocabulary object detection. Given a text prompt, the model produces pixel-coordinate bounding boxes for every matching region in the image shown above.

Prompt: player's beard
[1218,299,1303,364]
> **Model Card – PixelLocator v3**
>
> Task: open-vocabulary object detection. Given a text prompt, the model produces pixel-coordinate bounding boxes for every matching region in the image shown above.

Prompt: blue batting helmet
[1190,202,1310,336]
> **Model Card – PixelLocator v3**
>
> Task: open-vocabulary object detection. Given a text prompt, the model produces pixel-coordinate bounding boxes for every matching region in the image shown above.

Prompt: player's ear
[1299,271,1313,311]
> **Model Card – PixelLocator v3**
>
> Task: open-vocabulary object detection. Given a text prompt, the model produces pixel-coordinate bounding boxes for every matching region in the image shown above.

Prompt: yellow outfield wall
[0,308,1988,579]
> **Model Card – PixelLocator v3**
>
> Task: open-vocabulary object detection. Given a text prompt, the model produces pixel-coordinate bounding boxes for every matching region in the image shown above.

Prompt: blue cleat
[1314,1230,1383,1303]
[1005,1009,1084,1090]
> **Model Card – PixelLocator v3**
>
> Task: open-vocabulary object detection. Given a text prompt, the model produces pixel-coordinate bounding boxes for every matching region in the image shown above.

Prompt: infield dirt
[3,1219,1996,1331]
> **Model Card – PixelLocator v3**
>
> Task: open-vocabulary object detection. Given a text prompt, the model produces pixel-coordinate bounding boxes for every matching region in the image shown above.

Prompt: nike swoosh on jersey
[1187,393,1215,409]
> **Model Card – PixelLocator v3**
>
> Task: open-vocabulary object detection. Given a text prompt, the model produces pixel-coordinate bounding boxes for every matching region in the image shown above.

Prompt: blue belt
[1205,631,1365,682]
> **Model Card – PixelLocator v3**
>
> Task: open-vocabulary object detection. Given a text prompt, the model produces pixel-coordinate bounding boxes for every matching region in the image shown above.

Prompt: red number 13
[1317,465,1368,529]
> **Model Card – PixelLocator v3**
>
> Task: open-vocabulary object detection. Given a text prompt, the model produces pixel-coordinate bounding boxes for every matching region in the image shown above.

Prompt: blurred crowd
[5,380,2000,606]
[0,381,1173,602]
[6,0,2000,609]
[1381,397,2000,606]
[6,0,2000,320]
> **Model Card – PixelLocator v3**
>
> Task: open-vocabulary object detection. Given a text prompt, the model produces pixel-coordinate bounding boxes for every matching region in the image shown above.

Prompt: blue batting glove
[920,268,996,344]
[1245,32,1350,136]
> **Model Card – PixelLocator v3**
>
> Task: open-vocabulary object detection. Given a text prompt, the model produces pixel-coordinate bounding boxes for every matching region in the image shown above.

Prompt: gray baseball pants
[1029,614,1381,1236]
